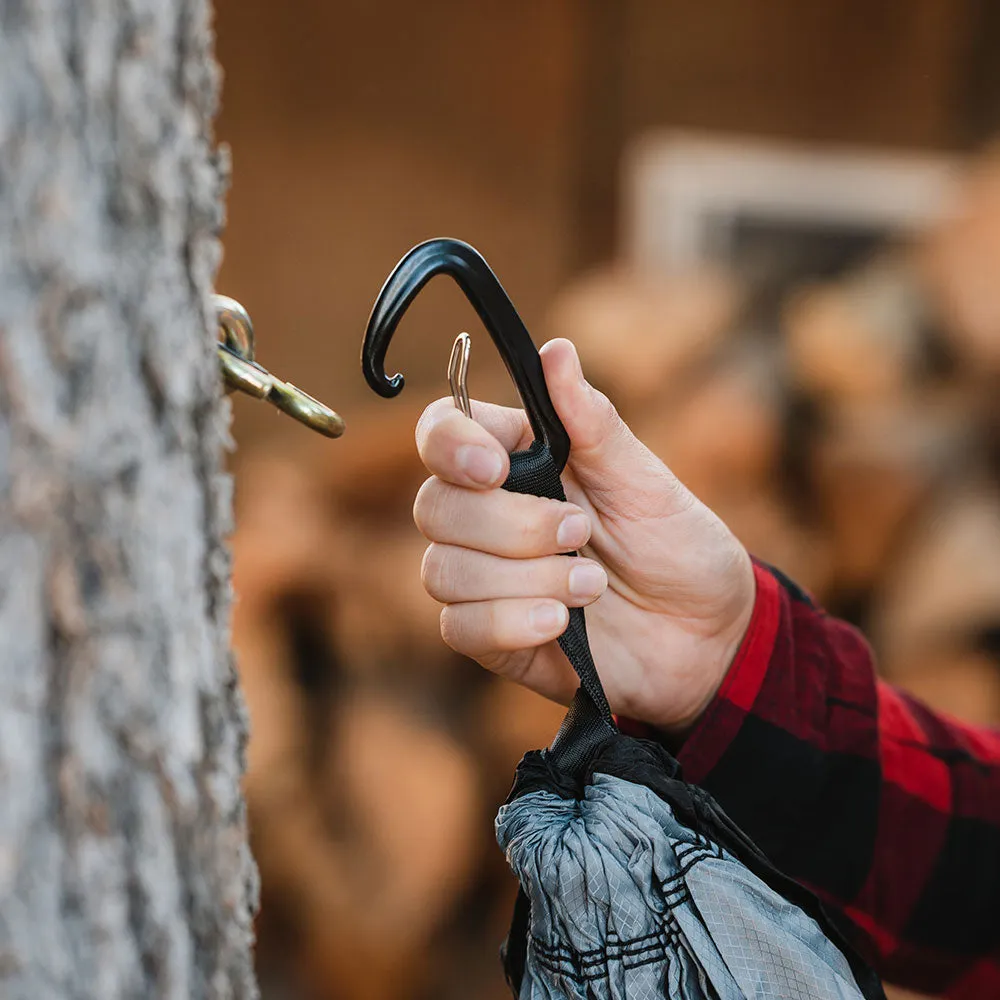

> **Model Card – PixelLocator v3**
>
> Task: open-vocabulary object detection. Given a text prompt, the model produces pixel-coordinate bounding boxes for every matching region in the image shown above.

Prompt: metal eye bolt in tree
[0,2,258,997]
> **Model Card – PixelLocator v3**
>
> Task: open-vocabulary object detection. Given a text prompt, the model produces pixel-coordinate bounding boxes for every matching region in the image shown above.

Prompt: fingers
[538,337,624,457]
[439,598,569,658]
[415,398,532,489]
[413,391,606,672]
[414,477,591,558]
[421,544,607,607]
[539,338,691,517]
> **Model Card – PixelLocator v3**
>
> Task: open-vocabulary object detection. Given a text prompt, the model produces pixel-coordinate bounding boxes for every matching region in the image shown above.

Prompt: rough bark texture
[0,2,258,998]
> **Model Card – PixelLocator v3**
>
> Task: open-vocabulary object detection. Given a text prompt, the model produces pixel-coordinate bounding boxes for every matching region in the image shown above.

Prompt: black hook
[361,238,571,472]
[361,239,616,756]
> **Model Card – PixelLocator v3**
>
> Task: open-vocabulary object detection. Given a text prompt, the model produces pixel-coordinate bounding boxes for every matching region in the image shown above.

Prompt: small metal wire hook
[361,238,569,471]
[448,332,472,418]
[214,294,344,438]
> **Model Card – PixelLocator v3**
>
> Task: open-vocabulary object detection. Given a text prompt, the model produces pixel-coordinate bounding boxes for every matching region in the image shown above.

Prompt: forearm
[643,562,1000,997]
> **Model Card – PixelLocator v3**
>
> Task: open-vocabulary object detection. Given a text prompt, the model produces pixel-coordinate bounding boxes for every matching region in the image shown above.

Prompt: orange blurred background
[214,4,1000,998]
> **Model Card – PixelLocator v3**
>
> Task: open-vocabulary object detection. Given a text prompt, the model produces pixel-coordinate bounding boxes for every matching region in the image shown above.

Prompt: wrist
[619,551,760,738]
[673,545,757,727]
[664,586,757,739]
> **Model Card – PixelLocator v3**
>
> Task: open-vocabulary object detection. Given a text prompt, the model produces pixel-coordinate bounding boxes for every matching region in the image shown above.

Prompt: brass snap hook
[215,294,344,438]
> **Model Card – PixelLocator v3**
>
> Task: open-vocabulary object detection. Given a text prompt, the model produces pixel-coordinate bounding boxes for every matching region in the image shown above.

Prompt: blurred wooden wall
[214,0,1000,447]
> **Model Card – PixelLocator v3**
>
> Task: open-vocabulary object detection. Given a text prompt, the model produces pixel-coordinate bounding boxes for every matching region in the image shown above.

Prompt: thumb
[539,339,688,515]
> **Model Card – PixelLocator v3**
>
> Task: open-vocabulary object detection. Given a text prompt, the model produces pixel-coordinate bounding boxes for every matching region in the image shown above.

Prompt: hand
[413,338,755,734]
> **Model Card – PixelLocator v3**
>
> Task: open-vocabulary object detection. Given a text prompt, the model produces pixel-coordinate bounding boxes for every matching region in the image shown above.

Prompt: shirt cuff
[616,561,782,784]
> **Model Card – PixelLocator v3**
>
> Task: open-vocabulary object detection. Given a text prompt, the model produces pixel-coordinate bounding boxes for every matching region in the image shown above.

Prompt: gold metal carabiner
[215,295,344,439]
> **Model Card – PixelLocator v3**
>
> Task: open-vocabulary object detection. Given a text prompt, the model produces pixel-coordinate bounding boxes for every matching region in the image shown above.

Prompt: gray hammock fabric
[495,722,885,1000]
[497,772,865,1000]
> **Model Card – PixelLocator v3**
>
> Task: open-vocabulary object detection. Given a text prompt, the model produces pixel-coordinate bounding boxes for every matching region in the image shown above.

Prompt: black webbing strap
[503,441,617,770]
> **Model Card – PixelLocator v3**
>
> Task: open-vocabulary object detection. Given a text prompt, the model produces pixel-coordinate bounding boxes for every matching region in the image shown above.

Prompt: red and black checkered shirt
[640,560,1000,998]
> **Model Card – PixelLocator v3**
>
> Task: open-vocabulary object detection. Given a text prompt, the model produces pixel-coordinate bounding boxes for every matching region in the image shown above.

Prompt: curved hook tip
[364,368,405,399]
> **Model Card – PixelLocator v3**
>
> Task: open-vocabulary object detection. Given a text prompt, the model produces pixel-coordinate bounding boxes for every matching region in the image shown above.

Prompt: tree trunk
[0,2,258,998]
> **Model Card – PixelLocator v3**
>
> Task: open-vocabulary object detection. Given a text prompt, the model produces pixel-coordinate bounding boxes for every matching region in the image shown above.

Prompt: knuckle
[439,604,469,653]
[415,398,454,451]
[513,502,552,554]
[483,600,505,647]
[598,391,629,444]
[514,516,539,552]
[438,605,458,650]
[420,543,451,601]
[413,477,445,536]
[594,387,618,422]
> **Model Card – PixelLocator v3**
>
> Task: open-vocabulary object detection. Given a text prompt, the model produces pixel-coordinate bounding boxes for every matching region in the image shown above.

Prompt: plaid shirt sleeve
[631,560,1000,998]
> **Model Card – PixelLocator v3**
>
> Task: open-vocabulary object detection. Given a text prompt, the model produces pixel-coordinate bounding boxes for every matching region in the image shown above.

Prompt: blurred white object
[623,131,962,274]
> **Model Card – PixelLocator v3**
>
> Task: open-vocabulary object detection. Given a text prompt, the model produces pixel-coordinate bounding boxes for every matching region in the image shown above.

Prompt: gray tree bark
[0,2,258,998]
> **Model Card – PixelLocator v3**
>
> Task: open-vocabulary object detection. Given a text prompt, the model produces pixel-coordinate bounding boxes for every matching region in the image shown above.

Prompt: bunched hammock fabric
[497,731,885,999]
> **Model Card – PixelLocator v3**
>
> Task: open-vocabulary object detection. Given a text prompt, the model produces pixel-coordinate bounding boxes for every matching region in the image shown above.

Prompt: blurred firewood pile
[231,148,1000,1000]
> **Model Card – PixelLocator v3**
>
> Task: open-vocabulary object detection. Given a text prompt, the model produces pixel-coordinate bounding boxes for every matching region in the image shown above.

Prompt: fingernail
[556,512,589,549]
[569,562,607,598]
[529,602,567,636]
[457,444,503,485]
